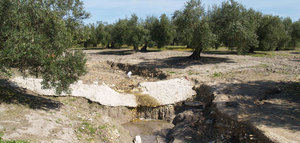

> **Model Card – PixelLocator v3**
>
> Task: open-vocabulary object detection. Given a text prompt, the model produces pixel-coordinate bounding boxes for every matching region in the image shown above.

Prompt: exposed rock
[134,135,142,143]
[167,85,273,143]
[139,78,196,105]
[137,105,176,122]
[11,77,196,108]
[172,109,203,125]
[11,77,138,107]
[168,109,205,143]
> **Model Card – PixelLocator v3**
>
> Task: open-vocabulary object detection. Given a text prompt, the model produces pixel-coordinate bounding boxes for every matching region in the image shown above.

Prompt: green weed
[212,72,223,77]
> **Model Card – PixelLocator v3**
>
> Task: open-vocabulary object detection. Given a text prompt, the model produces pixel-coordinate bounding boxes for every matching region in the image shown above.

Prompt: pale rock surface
[11,77,196,107]
[11,77,137,107]
[139,78,196,105]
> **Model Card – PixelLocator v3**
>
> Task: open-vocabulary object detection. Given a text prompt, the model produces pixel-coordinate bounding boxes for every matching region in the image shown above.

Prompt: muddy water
[122,120,174,143]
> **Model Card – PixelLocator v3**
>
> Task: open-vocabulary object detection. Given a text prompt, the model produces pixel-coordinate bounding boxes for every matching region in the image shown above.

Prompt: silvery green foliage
[150,14,174,48]
[172,0,205,47]
[0,0,88,94]
[209,0,260,54]
[257,15,290,51]
[190,20,216,58]
[291,20,300,48]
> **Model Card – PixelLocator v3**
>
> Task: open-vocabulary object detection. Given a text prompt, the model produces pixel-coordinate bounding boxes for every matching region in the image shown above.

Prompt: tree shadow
[83,47,105,50]
[203,50,237,55]
[290,52,300,55]
[0,79,62,111]
[218,80,300,131]
[90,49,163,55]
[90,49,135,56]
[140,49,162,53]
[136,56,234,69]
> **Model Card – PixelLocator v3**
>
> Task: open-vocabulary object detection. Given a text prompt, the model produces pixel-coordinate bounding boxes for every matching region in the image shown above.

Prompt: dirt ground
[0,48,299,142]
[83,48,299,143]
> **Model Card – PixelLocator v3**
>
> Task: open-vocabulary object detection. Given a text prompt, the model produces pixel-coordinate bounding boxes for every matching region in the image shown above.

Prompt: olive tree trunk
[134,45,139,52]
[188,48,202,59]
[140,43,148,52]
[110,42,115,49]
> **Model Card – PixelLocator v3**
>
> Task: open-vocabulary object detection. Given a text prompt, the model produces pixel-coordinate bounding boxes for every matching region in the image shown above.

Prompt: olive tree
[140,16,156,52]
[172,0,204,48]
[189,20,216,58]
[209,0,260,54]
[110,19,128,48]
[291,20,300,48]
[84,24,98,48]
[257,15,289,51]
[103,24,114,48]
[150,14,174,49]
[94,22,107,47]
[0,0,88,94]
[124,14,146,52]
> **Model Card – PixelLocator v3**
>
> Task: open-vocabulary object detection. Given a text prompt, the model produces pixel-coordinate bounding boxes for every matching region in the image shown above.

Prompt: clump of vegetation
[135,93,160,107]
[76,121,110,142]
[0,132,29,143]
[78,122,97,136]
[212,72,223,78]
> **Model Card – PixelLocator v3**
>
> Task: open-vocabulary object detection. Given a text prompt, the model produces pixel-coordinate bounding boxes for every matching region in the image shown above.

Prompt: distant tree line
[82,0,300,58]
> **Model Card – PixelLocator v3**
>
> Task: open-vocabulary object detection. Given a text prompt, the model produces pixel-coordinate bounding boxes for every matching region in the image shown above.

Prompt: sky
[83,0,300,24]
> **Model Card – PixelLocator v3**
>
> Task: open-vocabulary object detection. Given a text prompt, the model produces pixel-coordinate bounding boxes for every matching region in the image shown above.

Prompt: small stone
[134,135,142,143]
[127,71,132,78]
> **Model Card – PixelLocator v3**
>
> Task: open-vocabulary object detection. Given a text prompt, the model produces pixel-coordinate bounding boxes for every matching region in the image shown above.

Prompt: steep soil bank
[167,84,273,143]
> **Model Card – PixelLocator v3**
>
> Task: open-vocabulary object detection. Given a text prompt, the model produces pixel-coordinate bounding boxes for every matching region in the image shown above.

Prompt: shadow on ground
[137,56,234,69]
[219,80,300,131]
[89,49,135,56]
[90,49,162,56]
[290,52,300,55]
[0,79,62,111]
[203,50,237,55]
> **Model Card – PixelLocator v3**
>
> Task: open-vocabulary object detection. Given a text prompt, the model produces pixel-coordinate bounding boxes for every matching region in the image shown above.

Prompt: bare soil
[84,48,299,143]
[0,48,299,142]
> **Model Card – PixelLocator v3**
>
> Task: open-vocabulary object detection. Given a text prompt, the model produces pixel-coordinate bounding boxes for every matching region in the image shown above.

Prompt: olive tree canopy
[0,0,89,94]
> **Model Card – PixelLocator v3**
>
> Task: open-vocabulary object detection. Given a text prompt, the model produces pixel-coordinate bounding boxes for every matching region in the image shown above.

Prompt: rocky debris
[167,85,273,143]
[167,109,205,143]
[139,78,196,105]
[137,105,176,122]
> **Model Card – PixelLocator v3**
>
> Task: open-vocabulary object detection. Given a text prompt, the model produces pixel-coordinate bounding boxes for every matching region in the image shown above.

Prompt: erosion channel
[5,62,273,143]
